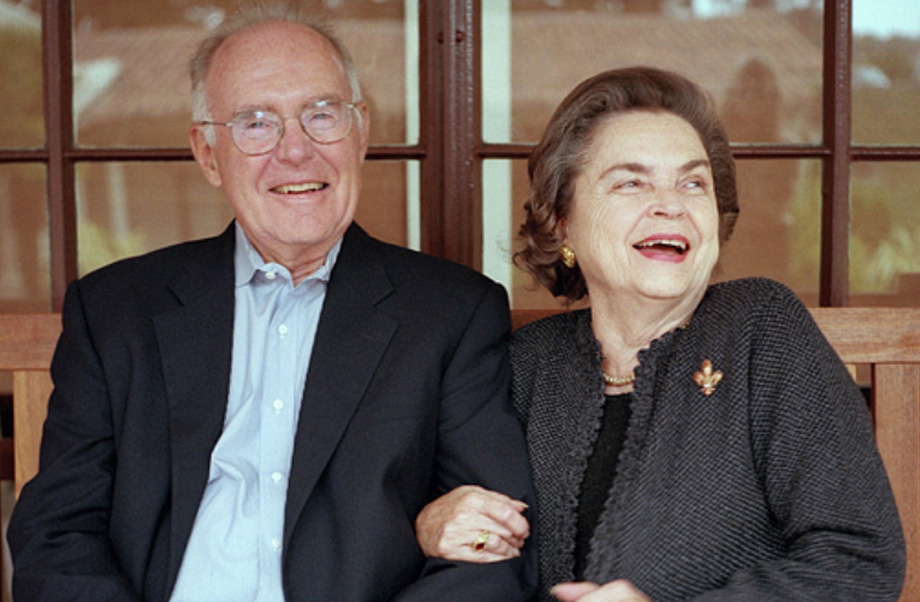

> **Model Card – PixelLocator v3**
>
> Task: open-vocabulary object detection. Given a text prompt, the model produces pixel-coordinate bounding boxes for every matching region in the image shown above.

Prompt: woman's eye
[684,178,709,191]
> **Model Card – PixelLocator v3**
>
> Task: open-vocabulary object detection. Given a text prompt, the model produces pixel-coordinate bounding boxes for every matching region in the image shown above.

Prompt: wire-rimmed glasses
[197,98,359,155]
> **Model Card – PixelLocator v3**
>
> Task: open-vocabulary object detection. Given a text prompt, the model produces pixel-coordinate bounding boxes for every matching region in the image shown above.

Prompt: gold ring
[472,529,490,552]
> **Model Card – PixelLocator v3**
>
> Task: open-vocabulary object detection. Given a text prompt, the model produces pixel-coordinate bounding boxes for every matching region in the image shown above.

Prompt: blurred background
[1,0,918,313]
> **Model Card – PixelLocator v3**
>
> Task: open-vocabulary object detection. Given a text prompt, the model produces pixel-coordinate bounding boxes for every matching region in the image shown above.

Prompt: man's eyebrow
[232,105,273,117]
[231,96,348,118]
[307,95,347,104]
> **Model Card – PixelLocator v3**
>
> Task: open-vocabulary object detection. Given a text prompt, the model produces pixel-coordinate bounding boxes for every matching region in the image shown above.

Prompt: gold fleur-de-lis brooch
[693,359,723,396]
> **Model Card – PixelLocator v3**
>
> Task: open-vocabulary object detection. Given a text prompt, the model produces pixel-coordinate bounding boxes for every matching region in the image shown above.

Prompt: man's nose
[274,117,316,163]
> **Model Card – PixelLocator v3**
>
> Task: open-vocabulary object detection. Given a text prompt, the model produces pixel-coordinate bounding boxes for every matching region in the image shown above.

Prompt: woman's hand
[415,484,530,563]
[550,580,652,602]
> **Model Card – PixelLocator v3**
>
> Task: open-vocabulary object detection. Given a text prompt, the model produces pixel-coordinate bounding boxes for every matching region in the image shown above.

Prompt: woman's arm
[695,283,906,601]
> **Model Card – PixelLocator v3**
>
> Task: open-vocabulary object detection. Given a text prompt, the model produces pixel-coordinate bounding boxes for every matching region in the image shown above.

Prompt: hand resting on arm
[415,485,530,563]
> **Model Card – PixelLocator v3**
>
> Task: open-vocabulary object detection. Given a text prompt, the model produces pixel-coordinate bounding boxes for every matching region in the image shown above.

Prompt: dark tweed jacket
[512,278,905,602]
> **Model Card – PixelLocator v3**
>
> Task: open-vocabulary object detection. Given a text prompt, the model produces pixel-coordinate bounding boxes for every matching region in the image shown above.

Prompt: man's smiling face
[190,20,369,278]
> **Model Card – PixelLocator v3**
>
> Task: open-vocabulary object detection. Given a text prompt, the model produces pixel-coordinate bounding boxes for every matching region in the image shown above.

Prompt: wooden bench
[0,313,60,602]
[0,309,918,600]
[0,314,60,498]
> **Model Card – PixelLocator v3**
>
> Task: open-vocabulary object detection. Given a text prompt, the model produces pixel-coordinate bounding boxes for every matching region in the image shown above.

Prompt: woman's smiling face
[563,110,720,304]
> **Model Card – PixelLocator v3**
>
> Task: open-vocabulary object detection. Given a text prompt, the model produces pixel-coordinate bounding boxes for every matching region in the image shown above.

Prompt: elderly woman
[416,67,905,602]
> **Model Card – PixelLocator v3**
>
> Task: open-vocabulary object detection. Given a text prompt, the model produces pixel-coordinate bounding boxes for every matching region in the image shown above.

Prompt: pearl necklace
[602,371,636,387]
[601,316,692,387]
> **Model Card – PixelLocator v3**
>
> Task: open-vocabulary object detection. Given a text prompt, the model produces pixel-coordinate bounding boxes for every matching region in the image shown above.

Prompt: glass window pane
[850,162,920,306]
[0,3,44,149]
[852,0,920,145]
[715,159,821,306]
[0,164,50,312]
[355,160,415,249]
[76,161,232,275]
[73,1,414,147]
[485,158,823,310]
[483,159,566,310]
[483,1,824,145]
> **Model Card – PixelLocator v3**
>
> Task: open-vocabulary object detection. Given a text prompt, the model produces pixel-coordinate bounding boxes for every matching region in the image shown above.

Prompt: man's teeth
[635,239,688,252]
[272,182,326,194]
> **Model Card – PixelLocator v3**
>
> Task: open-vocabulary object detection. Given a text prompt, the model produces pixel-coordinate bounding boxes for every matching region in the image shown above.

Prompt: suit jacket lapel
[153,225,236,590]
[284,225,396,544]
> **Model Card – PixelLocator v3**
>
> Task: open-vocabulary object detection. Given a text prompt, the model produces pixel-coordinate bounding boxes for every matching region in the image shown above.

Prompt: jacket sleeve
[692,284,905,601]
[7,281,143,602]
[393,282,539,602]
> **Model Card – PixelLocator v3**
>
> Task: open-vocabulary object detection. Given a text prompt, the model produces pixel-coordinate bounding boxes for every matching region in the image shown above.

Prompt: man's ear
[356,102,370,160]
[189,124,223,188]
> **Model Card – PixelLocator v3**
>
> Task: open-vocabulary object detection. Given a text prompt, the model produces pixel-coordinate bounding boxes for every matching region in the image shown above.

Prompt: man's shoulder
[343,225,498,293]
[71,227,233,323]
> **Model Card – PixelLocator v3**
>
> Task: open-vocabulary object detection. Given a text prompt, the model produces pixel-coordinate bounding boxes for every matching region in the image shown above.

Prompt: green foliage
[786,160,821,288]
[850,226,920,293]
[788,161,920,295]
[850,165,920,294]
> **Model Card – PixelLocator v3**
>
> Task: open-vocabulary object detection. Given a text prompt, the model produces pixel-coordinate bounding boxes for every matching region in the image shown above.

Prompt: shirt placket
[256,279,298,599]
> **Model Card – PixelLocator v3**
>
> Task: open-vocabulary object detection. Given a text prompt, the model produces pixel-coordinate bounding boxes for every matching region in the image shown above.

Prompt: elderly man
[8,5,536,601]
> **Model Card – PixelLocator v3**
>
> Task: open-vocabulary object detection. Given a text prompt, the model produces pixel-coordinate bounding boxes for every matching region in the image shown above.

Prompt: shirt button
[272,399,284,412]
[271,537,282,550]
[271,472,283,484]
[277,324,289,336]
[264,271,276,280]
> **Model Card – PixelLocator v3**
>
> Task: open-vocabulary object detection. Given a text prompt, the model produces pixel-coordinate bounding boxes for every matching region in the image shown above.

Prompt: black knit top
[574,393,631,579]
[510,278,905,602]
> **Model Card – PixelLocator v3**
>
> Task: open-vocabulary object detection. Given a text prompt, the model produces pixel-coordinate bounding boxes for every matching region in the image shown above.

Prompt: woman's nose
[649,188,687,218]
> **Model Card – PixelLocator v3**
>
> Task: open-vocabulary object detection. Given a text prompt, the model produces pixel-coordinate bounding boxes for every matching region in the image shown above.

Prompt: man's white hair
[189,1,362,145]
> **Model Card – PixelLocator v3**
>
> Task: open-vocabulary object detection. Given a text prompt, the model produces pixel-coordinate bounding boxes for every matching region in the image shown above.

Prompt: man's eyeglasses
[197,99,358,155]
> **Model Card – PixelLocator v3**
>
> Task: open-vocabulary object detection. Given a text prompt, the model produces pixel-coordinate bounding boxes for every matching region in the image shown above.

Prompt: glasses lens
[301,101,353,143]
[231,111,282,154]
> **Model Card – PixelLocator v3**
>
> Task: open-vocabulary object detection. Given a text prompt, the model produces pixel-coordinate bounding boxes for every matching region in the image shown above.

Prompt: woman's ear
[555,216,568,243]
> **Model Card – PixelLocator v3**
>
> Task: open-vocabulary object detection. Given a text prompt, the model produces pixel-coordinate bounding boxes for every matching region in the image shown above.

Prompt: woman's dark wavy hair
[514,66,739,301]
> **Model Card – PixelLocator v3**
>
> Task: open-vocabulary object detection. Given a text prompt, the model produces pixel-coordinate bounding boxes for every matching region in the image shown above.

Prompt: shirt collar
[233,222,341,288]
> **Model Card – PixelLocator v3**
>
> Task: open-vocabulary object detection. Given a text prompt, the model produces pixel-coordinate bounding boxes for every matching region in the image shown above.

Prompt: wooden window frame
[2,0,920,311]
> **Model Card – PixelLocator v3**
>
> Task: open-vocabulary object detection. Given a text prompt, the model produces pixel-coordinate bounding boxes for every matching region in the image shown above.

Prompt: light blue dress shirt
[170,224,339,602]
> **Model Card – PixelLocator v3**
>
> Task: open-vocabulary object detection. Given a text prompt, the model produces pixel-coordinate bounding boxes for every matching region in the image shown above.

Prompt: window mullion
[437,0,478,269]
[820,0,852,307]
[43,0,77,311]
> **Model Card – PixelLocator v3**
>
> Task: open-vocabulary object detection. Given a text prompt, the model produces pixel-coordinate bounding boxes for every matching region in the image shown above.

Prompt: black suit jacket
[9,223,537,601]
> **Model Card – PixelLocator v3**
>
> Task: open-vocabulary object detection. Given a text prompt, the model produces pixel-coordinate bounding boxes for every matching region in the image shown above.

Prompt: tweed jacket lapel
[283,224,397,546]
[152,224,236,591]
